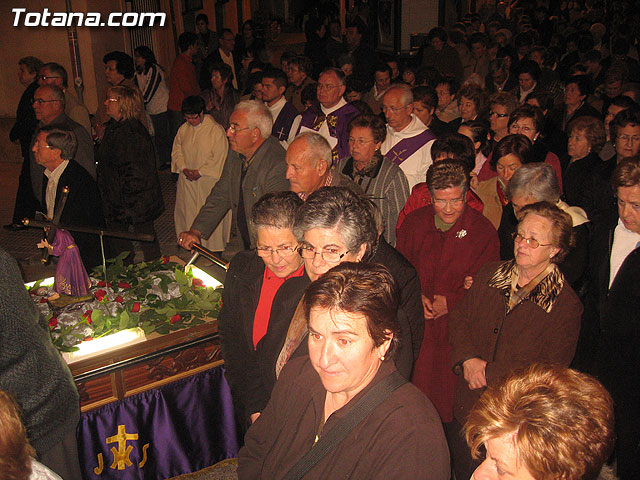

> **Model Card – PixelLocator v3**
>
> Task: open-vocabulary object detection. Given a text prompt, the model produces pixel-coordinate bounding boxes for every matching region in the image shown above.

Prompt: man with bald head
[380,84,435,190]
[38,62,91,135]
[29,84,95,212]
[289,68,360,164]
[286,132,361,200]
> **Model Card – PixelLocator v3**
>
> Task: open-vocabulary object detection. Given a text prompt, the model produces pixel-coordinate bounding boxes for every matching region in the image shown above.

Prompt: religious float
[27,246,239,479]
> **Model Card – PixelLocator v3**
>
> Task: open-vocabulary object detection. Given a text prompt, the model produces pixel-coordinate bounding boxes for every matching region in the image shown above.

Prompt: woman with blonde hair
[96,85,164,263]
[465,363,614,480]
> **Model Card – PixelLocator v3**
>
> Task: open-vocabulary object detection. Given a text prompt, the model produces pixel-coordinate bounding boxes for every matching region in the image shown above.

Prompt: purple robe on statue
[52,229,91,297]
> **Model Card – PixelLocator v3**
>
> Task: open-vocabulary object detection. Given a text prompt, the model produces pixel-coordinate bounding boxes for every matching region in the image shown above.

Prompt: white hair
[234,100,273,139]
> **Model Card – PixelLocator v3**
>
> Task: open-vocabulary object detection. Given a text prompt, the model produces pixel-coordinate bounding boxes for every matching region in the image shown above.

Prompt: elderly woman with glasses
[276,187,424,381]
[396,160,499,425]
[218,191,305,428]
[447,201,582,480]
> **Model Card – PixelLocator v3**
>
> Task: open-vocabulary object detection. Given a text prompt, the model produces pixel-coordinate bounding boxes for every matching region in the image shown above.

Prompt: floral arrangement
[29,253,223,352]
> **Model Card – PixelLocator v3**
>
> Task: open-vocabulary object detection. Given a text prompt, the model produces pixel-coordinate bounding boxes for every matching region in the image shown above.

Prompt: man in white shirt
[289,68,360,164]
[262,68,298,147]
[380,84,435,190]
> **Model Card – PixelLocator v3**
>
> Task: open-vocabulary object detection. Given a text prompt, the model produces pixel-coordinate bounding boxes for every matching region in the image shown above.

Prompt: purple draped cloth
[387,129,437,166]
[52,229,91,296]
[77,365,239,479]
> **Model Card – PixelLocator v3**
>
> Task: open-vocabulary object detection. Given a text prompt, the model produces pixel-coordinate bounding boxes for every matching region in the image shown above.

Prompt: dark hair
[41,62,68,88]
[346,19,367,36]
[250,191,303,242]
[525,91,554,112]
[583,49,602,64]
[491,134,534,169]
[301,82,317,105]
[303,262,400,358]
[612,156,640,190]
[178,32,198,52]
[518,59,541,82]
[610,107,640,142]
[518,201,574,263]
[412,86,438,111]
[346,76,368,95]
[195,13,209,24]
[181,95,205,115]
[469,32,487,48]
[134,46,157,73]
[431,133,476,173]
[508,104,545,134]
[436,75,459,95]
[209,62,233,85]
[262,68,288,89]
[428,26,448,43]
[244,71,263,96]
[460,119,492,157]
[19,56,43,75]
[336,53,355,69]
[566,74,592,97]
[348,114,387,143]
[350,100,373,115]
[103,51,134,79]
[39,126,77,160]
[427,159,470,195]
[608,95,639,111]
[457,83,487,114]
[288,55,313,76]
[373,62,392,78]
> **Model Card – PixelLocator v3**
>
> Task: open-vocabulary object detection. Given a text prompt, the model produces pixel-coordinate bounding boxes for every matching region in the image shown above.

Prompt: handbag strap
[282,371,407,480]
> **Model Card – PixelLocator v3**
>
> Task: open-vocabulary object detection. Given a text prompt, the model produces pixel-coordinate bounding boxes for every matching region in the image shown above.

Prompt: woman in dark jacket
[201,62,240,130]
[96,85,164,264]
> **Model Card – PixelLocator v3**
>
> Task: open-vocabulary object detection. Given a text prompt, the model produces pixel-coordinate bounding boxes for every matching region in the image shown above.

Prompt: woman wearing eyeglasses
[447,201,582,480]
[217,191,305,429]
[487,91,518,144]
[396,160,499,426]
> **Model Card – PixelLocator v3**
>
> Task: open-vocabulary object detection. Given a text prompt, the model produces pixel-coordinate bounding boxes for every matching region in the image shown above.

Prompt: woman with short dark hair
[202,62,240,130]
[238,263,451,480]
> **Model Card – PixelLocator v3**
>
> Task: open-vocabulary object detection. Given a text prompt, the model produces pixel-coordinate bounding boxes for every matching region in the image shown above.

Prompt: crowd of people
[3,0,640,478]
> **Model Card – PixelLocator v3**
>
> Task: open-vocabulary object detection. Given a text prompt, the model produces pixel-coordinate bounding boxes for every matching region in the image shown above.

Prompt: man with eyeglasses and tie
[28,84,95,218]
[380,84,436,191]
[178,100,289,253]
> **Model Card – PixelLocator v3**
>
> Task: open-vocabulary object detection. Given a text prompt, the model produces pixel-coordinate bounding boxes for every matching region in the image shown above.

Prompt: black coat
[10,80,39,156]
[562,152,603,219]
[96,118,164,225]
[218,251,308,425]
[43,160,105,269]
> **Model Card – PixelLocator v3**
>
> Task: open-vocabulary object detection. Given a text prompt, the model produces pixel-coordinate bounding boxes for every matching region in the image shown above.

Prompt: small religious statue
[37,229,91,299]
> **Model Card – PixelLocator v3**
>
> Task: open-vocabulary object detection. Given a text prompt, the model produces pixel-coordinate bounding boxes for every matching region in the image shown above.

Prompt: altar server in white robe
[172,95,231,251]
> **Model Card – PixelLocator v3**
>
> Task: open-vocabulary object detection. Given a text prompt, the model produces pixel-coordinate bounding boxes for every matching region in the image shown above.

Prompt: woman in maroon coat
[396,160,499,423]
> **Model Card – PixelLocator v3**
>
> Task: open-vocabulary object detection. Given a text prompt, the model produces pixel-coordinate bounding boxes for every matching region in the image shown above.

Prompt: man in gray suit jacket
[179,100,289,251]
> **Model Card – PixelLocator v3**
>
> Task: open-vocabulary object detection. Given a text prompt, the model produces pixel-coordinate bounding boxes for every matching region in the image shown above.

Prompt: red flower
[48,316,58,328]
[118,281,131,289]
[162,256,171,264]
[95,289,107,302]
[82,310,93,324]
[192,278,205,288]
[114,295,124,303]
[84,336,93,341]
[170,314,181,324]
[40,297,47,303]
[97,280,106,287]
[132,302,141,313]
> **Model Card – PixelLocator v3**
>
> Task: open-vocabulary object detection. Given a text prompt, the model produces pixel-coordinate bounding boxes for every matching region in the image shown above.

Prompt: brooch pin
[456,229,467,238]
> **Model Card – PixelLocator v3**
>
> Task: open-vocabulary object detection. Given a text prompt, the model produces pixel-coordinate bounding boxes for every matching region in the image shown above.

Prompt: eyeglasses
[348,137,375,146]
[512,232,552,249]
[33,144,53,150]
[228,124,251,133]
[255,245,298,258]
[106,97,119,102]
[510,123,534,134]
[490,110,509,118]
[32,98,59,105]
[317,83,338,90]
[617,134,640,144]
[184,114,201,121]
[382,105,409,114]
[37,75,61,81]
[298,245,350,263]
[433,197,465,208]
